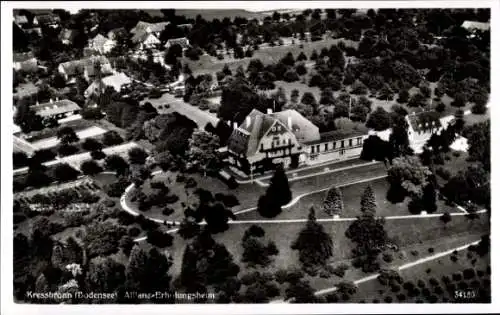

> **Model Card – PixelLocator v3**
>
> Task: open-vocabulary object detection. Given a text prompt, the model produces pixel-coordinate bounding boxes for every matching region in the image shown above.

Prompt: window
[311,146,315,154]
[341,141,345,148]
[288,138,292,145]
[357,137,362,145]
[349,139,353,147]
[340,149,345,155]
[324,143,328,151]
[333,142,336,149]
[261,143,264,150]
[316,145,320,153]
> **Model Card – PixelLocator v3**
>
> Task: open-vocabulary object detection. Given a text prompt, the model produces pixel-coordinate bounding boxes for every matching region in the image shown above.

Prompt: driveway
[31,126,107,150]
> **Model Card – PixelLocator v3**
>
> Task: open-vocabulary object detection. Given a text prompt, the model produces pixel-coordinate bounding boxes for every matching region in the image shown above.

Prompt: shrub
[332,263,349,278]
[372,299,380,303]
[391,284,401,293]
[102,131,124,146]
[418,279,426,288]
[58,144,79,156]
[452,273,462,281]
[397,293,406,301]
[429,278,439,286]
[165,194,179,204]
[422,287,431,297]
[403,281,415,291]
[384,296,393,303]
[410,250,419,257]
[274,269,289,284]
[14,213,27,224]
[382,252,394,263]
[128,226,141,237]
[176,174,186,183]
[184,177,197,188]
[147,229,173,248]
[434,286,444,295]
[463,268,476,280]
[162,207,174,216]
[426,268,432,274]
[428,247,435,253]
[436,167,451,180]
[450,255,458,262]
[428,295,438,303]
[90,150,106,160]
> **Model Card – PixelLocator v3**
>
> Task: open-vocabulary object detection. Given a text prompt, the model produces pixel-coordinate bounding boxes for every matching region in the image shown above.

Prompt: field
[186,37,359,75]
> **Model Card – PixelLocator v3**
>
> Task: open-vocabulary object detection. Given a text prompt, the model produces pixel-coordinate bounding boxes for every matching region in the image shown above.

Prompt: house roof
[13,136,37,156]
[131,21,170,34]
[14,15,28,25]
[59,56,110,77]
[90,34,115,50]
[132,32,160,44]
[13,51,35,63]
[165,37,190,48]
[107,27,126,38]
[406,111,442,133]
[461,20,490,31]
[35,13,60,25]
[228,109,320,157]
[31,99,81,117]
[102,72,132,91]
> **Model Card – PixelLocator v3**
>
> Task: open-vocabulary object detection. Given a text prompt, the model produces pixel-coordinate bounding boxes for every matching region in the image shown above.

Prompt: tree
[86,256,125,294]
[125,245,173,295]
[421,184,437,213]
[102,131,124,146]
[366,107,391,131]
[297,51,307,61]
[285,279,318,303]
[320,88,335,105]
[80,160,103,176]
[351,80,368,95]
[14,99,44,133]
[360,185,377,215]
[104,154,129,176]
[408,93,427,107]
[56,126,79,145]
[241,227,279,267]
[53,163,80,182]
[187,130,222,176]
[451,92,467,107]
[291,207,333,273]
[464,121,490,171]
[128,147,148,165]
[180,229,240,293]
[301,92,317,108]
[267,166,292,206]
[388,156,432,198]
[323,187,343,216]
[378,84,394,101]
[397,89,410,103]
[81,138,103,152]
[310,49,318,60]
[440,212,452,225]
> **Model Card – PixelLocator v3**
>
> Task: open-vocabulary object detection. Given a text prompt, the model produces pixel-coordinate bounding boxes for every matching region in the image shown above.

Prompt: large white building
[227,109,369,174]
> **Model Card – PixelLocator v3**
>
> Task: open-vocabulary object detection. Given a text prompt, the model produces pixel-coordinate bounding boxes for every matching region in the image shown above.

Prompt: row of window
[310,137,363,154]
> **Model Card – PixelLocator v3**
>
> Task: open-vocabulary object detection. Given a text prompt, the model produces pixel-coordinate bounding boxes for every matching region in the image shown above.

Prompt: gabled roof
[107,27,126,38]
[102,72,132,91]
[35,13,60,25]
[131,21,170,35]
[31,99,81,117]
[228,109,320,157]
[132,32,160,44]
[406,111,442,133]
[14,136,37,156]
[461,20,490,31]
[13,51,36,63]
[305,127,369,145]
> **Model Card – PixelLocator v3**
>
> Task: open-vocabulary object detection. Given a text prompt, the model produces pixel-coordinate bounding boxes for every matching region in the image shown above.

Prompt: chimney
[246,116,251,127]
[226,120,231,127]
[288,116,292,130]
[233,122,238,129]
[50,98,53,103]
[267,108,273,114]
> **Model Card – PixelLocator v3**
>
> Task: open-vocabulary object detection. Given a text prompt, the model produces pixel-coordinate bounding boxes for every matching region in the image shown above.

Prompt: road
[30,126,107,150]
[141,93,220,129]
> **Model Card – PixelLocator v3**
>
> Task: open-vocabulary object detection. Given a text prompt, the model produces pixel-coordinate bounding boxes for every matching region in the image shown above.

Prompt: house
[130,21,170,38]
[14,15,29,26]
[227,108,368,174]
[59,29,79,45]
[132,32,161,50]
[165,37,191,50]
[58,56,113,81]
[130,50,171,69]
[405,111,445,153]
[31,98,81,120]
[13,52,38,72]
[461,20,490,32]
[88,34,116,54]
[84,72,132,98]
[33,13,60,28]
[14,136,37,157]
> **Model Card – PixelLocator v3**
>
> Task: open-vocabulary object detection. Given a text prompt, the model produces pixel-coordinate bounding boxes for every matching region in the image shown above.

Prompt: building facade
[227,109,369,175]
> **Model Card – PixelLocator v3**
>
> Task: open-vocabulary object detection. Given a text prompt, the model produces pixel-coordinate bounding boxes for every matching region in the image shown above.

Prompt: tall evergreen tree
[267,165,292,206]
[125,245,172,294]
[360,185,377,215]
[291,207,333,273]
[323,186,343,216]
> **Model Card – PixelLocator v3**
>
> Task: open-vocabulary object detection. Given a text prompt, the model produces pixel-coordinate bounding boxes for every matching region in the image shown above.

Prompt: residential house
[13,15,29,27]
[130,50,171,69]
[33,13,60,28]
[13,52,38,72]
[131,21,170,38]
[132,32,161,51]
[165,37,191,50]
[88,34,116,54]
[59,29,79,45]
[405,111,446,153]
[84,72,132,98]
[14,136,37,157]
[58,56,113,82]
[461,20,490,32]
[31,98,81,120]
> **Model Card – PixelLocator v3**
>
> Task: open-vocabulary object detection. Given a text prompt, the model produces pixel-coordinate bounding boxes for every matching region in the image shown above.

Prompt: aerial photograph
[8,4,491,306]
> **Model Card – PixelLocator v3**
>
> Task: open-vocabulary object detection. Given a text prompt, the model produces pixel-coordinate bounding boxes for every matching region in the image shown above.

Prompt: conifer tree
[323,186,343,216]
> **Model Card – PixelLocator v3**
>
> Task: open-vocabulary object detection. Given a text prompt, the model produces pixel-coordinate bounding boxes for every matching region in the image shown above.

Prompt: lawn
[24,119,96,143]
[162,211,489,290]
[464,110,490,126]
